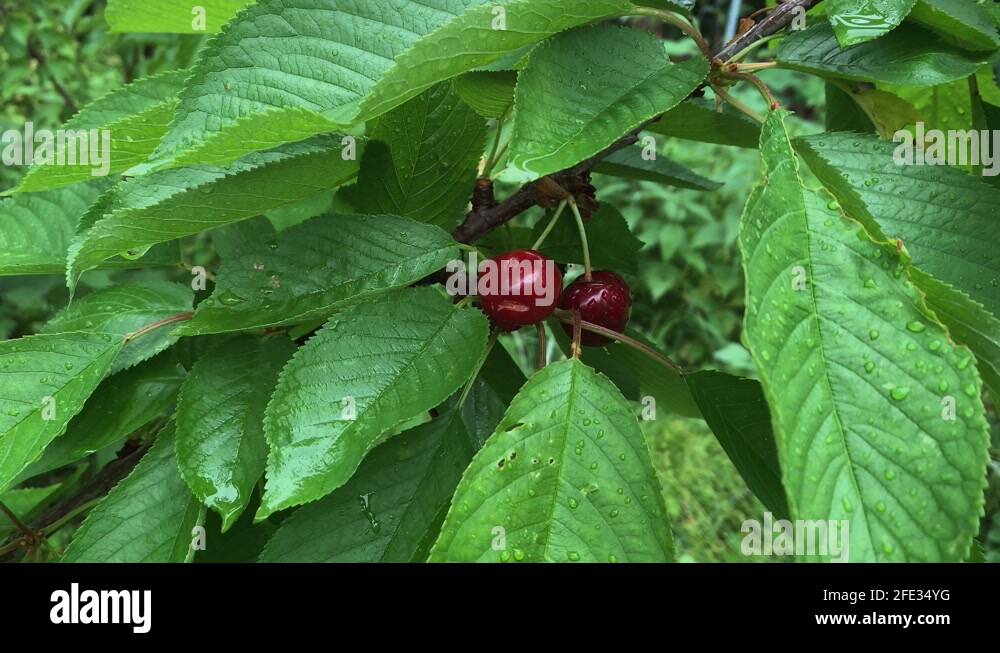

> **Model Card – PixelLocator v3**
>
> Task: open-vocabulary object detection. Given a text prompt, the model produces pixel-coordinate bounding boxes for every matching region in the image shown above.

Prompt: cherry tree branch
[451,1,818,246]
[715,0,822,63]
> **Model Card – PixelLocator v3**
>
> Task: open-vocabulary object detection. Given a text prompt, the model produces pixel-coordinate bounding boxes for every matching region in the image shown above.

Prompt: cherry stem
[457,330,499,409]
[571,311,583,359]
[531,200,568,251]
[123,312,194,344]
[536,322,547,370]
[724,70,780,109]
[553,309,685,375]
[725,33,783,64]
[484,109,510,176]
[711,83,765,123]
[567,197,592,281]
[634,6,709,55]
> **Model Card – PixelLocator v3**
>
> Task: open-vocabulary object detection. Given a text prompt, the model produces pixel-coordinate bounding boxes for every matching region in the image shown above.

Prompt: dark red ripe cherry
[559,272,632,346]
[478,249,563,331]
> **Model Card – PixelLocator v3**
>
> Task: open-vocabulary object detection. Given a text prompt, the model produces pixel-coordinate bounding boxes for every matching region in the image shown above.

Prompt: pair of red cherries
[477,249,631,346]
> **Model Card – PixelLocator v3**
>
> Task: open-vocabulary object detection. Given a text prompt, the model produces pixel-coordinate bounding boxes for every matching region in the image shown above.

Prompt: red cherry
[478,249,563,331]
[559,272,632,346]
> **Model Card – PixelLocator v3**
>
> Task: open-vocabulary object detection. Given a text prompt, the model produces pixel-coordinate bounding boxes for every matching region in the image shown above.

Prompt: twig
[26,38,79,116]
[715,0,822,63]
[0,501,34,540]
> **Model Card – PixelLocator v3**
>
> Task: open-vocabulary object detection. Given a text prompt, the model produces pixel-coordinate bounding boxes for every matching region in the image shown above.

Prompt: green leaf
[430,358,673,562]
[911,270,1000,401]
[176,335,295,531]
[12,70,187,194]
[827,85,924,137]
[258,288,490,519]
[0,183,100,275]
[634,0,694,15]
[260,412,474,562]
[647,98,761,149]
[342,83,487,230]
[593,145,721,190]
[62,427,206,562]
[452,71,518,119]
[826,82,878,133]
[909,0,1000,51]
[508,25,708,181]
[684,371,788,517]
[0,332,123,495]
[67,136,359,289]
[176,214,459,336]
[827,0,916,47]
[22,352,185,479]
[459,344,527,449]
[41,282,193,372]
[886,80,972,132]
[147,0,634,171]
[740,111,989,561]
[106,0,254,33]
[795,131,1000,319]
[777,23,987,86]
[533,204,643,275]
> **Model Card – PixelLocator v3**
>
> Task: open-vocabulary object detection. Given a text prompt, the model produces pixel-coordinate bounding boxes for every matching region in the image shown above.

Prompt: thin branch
[0,501,33,539]
[715,0,822,63]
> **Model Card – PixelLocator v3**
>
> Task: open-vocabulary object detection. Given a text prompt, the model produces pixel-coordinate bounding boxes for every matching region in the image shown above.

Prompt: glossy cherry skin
[559,272,632,346]
[478,249,563,331]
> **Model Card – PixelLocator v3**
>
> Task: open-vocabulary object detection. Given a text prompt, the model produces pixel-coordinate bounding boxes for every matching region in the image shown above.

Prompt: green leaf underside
[795,132,1000,320]
[41,282,193,372]
[0,333,123,495]
[342,83,487,230]
[176,336,295,531]
[777,23,987,86]
[593,145,721,190]
[827,0,916,47]
[260,412,474,562]
[648,98,761,149]
[909,0,1000,51]
[685,371,789,518]
[430,358,674,563]
[739,111,988,561]
[22,353,185,480]
[62,427,205,562]
[106,0,255,33]
[176,214,458,336]
[533,204,643,276]
[509,25,708,181]
[258,288,490,519]
[148,0,635,171]
[452,71,517,118]
[67,136,359,289]
[13,70,188,193]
